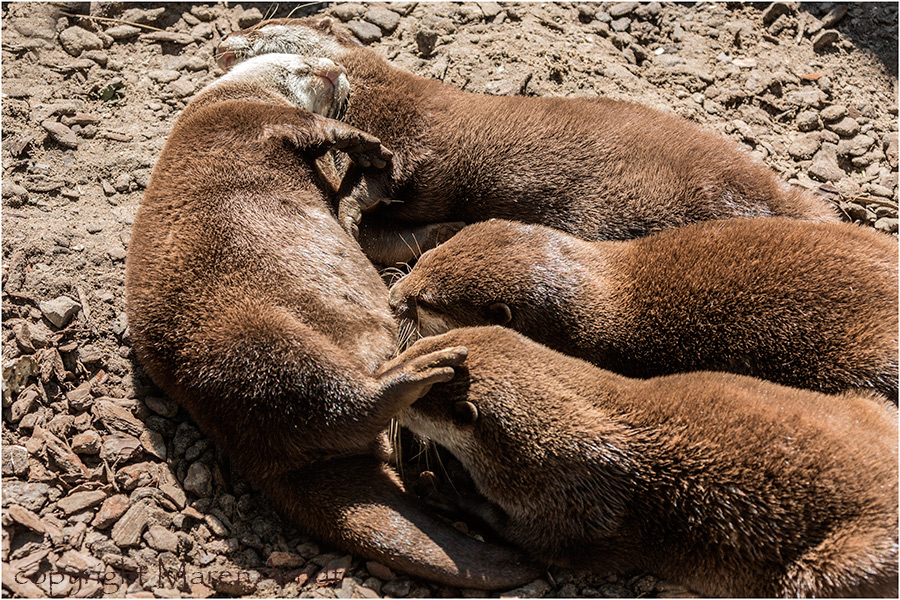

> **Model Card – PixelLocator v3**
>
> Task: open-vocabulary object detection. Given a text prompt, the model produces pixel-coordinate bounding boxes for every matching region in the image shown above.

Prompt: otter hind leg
[265,456,541,589]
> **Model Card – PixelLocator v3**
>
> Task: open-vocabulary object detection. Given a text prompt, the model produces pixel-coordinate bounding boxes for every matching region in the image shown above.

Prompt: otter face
[217,18,357,72]
[214,53,350,119]
[388,240,517,339]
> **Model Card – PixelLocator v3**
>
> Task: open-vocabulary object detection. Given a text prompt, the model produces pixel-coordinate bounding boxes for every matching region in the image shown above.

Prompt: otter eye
[453,401,479,424]
[416,295,440,312]
[485,302,512,325]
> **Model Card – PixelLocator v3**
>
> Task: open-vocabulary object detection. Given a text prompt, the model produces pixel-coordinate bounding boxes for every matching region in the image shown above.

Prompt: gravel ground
[2,1,897,598]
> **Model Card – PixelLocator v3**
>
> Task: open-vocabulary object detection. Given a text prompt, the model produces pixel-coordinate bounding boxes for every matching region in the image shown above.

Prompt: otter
[125,54,537,588]
[217,17,838,265]
[391,326,899,597]
[389,218,899,398]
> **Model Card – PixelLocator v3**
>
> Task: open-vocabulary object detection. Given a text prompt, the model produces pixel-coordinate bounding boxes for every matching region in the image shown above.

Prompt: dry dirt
[2,1,898,598]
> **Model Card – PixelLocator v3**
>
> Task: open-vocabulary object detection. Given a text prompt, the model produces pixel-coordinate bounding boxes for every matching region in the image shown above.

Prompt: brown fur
[125,58,537,588]
[220,18,838,264]
[392,326,899,597]
[390,218,899,399]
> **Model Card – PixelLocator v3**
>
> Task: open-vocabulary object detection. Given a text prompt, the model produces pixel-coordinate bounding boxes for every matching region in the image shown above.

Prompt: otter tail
[263,455,541,590]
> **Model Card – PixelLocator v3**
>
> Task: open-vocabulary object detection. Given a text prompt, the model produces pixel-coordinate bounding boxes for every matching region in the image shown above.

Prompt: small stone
[35,426,89,479]
[366,561,395,580]
[41,120,79,149]
[213,574,257,596]
[611,17,631,32]
[346,20,383,44]
[826,116,860,137]
[139,430,167,460]
[365,8,400,33]
[415,27,438,56]
[761,1,794,23]
[58,490,107,514]
[820,104,847,122]
[576,3,596,22]
[144,396,178,418]
[184,462,213,497]
[331,3,366,21]
[116,462,159,490]
[608,2,637,18]
[72,430,102,454]
[7,504,46,533]
[812,30,839,52]
[1,480,50,512]
[296,541,320,559]
[140,31,196,45]
[169,77,196,98]
[204,514,228,536]
[39,296,81,328]
[839,202,868,222]
[479,2,503,18]
[148,69,180,83]
[110,501,151,547]
[809,148,845,182]
[837,134,874,157]
[144,524,179,552]
[500,578,552,598]
[56,549,103,574]
[796,110,820,132]
[382,577,411,597]
[2,445,30,476]
[787,134,821,160]
[59,26,103,56]
[267,551,304,568]
[66,381,93,411]
[237,7,264,28]
[100,434,143,463]
[875,217,899,234]
[316,555,353,586]
[104,25,141,39]
[93,399,144,436]
[92,494,129,529]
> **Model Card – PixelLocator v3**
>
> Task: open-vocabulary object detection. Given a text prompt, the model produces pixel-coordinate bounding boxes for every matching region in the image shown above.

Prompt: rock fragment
[110,501,151,547]
[92,494,129,529]
[812,30,839,51]
[346,20,383,44]
[39,296,81,328]
[59,26,103,56]
[58,490,107,514]
[183,462,212,497]
[365,9,401,33]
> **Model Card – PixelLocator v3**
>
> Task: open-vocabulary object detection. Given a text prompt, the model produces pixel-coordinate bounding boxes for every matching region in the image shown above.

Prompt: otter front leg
[373,345,468,411]
[358,216,467,266]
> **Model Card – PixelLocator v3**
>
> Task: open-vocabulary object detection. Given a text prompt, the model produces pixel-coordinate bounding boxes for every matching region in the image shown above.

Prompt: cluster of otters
[123,17,898,598]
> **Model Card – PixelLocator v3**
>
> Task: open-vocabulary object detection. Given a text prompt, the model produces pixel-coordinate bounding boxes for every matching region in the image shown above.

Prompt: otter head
[217,17,361,71]
[212,53,350,119]
[388,220,581,338]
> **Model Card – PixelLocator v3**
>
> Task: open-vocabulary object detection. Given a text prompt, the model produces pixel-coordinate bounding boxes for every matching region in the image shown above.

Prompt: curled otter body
[218,18,837,264]
[125,54,537,589]
[392,327,899,597]
[390,218,899,398]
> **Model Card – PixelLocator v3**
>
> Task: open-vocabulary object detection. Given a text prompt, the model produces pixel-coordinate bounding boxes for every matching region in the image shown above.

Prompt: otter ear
[485,302,512,325]
[315,17,335,31]
[453,401,479,425]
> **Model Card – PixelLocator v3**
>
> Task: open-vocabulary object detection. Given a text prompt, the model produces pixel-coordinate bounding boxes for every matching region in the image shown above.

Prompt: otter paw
[376,346,468,409]
[326,124,393,169]
[338,196,362,239]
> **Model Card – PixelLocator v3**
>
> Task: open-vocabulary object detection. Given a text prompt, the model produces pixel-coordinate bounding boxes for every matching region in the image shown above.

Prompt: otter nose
[388,281,406,312]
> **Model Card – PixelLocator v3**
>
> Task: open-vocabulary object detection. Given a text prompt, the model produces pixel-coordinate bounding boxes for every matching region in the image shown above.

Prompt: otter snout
[389,279,416,322]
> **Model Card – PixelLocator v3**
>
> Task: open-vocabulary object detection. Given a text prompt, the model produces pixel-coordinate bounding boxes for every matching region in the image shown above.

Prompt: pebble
[809,148,845,182]
[795,110,820,131]
[875,217,899,233]
[415,27,439,56]
[366,561,395,580]
[2,445,30,476]
[94,399,145,436]
[837,134,874,157]
[365,8,400,33]
[92,494,130,529]
[58,26,103,57]
[144,396,178,418]
[7,504,46,533]
[110,501,152,547]
[100,434,143,463]
[346,20,383,44]
[608,2,637,18]
[812,30,839,51]
[143,524,179,552]
[56,549,103,574]
[1,480,50,511]
[331,3,366,21]
[72,430,102,454]
[237,7,264,28]
[122,7,166,24]
[382,577,411,597]
[149,69,180,83]
[761,1,793,24]
[117,462,159,490]
[500,578,552,598]
[787,134,821,160]
[105,25,141,40]
[58,490,107,514]
[184,461,213,497]
[820,104,847,122]
[41,120,79,149]
[39,295,81,328]
[169,78,196,98]
[268,551,305,568]
[826,116,860,137]
[140,31,195,45]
